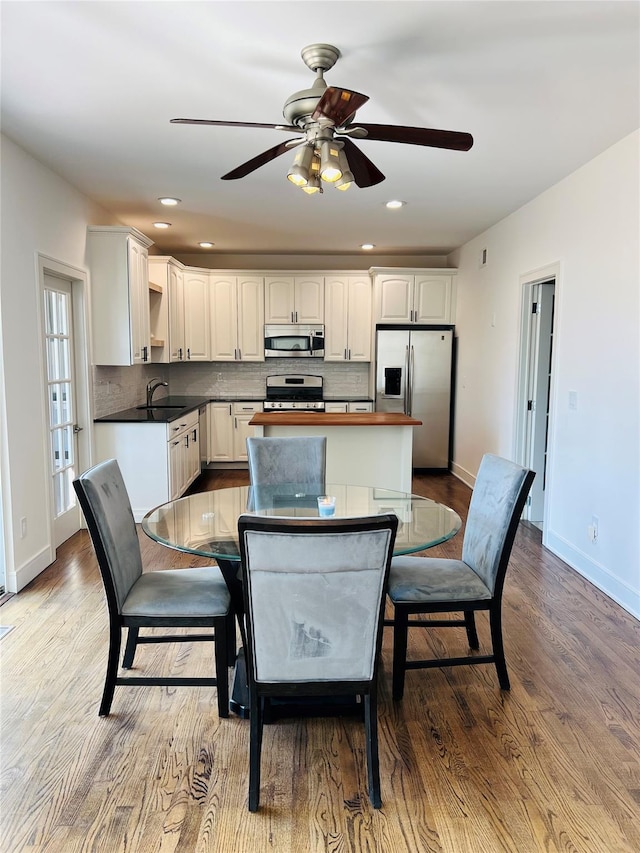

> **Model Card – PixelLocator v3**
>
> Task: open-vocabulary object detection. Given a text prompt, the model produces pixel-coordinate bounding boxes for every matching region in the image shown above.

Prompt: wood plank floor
[1,470,638,852]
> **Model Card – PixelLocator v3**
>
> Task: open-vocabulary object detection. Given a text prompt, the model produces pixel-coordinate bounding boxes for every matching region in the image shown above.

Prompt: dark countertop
[95,395,374,423]
[94,396,210,424]
[323,396,373,403]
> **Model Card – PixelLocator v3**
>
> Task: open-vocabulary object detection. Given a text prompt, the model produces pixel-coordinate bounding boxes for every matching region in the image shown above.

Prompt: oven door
[264,325,324,358]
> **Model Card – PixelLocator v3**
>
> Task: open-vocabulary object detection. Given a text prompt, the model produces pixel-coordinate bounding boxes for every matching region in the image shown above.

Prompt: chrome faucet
[146,378,168,407]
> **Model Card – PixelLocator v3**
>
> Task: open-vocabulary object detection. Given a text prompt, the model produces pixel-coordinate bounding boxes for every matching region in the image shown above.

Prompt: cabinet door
[210,276,239,361]
[377,275,413,322]
[264,277,295,323]
[128,238,151,364]
[324,402,348,413]
[185,423,200,488]
[208,403,234,462]
[184,272,211,360]
[168,434,184,500]
[169,264,186,361]
[346,277,372,361]
[294,277,324,324]
[414,275,452,323]
[347,402,373,413]
[323,277,349,361]
[233,414,254,461]
[237,276,265,361]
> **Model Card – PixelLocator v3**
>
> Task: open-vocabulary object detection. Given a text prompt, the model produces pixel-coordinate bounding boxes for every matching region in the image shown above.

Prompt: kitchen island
[249,411,422,492]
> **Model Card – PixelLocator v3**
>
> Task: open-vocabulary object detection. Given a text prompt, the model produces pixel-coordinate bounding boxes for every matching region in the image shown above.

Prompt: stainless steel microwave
[264,324,325,358]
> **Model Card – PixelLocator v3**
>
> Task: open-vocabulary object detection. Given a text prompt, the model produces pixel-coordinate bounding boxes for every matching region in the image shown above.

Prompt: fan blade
[311,87,369,126]
[221,139,302,180]
[171,118,301,133]
[351,123,473,151]
[341,138,385,188]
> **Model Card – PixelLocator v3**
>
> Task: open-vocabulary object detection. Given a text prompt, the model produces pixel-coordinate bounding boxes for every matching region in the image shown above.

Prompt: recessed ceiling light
[198,242,214,248]
[153,222,171,229]
[385,199,405,209]
[361,243,375,250]
[158,197,181,206]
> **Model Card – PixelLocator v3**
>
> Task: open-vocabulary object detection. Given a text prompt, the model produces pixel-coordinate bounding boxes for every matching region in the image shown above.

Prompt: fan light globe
[320,141,343,183]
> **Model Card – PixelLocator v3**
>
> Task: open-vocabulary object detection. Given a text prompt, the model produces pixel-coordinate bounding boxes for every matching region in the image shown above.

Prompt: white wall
[0,135,114,591]
[449,130,640,618]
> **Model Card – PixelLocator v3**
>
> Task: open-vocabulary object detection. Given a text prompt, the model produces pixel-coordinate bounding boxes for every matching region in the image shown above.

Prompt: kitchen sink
[136,404,186,410]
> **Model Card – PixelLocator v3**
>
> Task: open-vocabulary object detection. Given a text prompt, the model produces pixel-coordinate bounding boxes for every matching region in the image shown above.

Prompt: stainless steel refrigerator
[375,325,454,470]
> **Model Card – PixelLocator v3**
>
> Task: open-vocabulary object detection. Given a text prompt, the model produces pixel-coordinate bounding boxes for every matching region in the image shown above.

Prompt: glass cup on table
[317,495,336,517]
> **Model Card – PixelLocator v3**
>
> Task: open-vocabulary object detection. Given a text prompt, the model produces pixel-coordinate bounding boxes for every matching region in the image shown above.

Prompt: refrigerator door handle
[404,345,410,414]
[408,345,415,415]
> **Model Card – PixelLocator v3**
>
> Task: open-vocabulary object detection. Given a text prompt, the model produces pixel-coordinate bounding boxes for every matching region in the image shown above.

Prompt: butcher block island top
[249,412,422,427]
[249,412,422,493]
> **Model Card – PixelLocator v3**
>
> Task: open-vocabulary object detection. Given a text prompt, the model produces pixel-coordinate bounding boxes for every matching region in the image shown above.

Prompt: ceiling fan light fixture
[335,150,353,190]
[319,140,343,183]
[302,171,322,194]
[287,144,314,187]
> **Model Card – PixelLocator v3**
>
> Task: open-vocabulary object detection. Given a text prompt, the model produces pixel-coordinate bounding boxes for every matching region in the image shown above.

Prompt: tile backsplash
[93,361,371,417]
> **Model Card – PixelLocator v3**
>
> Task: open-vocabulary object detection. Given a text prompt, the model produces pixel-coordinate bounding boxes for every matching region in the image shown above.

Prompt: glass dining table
[142,483,462,717]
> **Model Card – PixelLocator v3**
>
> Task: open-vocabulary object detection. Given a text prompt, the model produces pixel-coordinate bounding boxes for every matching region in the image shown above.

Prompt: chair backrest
[73,459,143,614]
[246,436,326,491]
[237,514,398,684]
[462,454,535,594]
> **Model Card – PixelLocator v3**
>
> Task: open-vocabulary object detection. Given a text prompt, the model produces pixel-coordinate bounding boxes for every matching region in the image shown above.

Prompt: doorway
[39,257,91,550]
[516,266,558,529]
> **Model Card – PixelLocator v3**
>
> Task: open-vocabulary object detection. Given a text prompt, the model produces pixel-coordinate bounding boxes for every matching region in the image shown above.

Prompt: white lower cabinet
[167,409,200,499]
[324,402,373,413]
[208,401,262,462]
[94,409,201,521]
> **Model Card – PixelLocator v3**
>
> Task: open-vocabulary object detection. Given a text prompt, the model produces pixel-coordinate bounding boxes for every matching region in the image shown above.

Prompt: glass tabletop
[142,483,462,561]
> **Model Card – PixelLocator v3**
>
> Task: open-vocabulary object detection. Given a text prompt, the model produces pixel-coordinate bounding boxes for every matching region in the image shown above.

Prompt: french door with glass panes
[43,275,81,546]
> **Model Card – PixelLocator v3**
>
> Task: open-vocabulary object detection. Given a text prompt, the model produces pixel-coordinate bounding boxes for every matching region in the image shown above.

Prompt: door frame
[515,261,561,531]
[37,254,93,546]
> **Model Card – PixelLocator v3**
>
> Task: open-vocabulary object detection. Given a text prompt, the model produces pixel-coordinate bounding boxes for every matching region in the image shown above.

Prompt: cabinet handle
[142,345,148,362]
[172,440,180,446]
[228,405,232,416]
[187,348,191,360]
[348,349,351,360]
[295,311,298,323]
[237,348,241,360]
[179,347,183,360]
[344,349,347,360]
[291,311,294,323]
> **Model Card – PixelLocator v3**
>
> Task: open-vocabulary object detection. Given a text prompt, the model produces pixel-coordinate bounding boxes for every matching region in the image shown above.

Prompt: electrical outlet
[20,517,27,538]
[588,516,599,543]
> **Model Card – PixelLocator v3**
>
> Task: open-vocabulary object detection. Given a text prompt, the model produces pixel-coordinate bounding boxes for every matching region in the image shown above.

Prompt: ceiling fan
[171,44,473,192]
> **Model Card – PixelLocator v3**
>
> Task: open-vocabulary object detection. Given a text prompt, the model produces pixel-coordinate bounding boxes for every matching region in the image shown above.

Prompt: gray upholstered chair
[73,459,233,718]
[246,435,326,490]
[237,512,398,812]
[388,454,535,699]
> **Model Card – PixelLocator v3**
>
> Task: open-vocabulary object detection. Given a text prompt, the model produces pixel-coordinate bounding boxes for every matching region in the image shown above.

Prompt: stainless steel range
[264,374,325,411]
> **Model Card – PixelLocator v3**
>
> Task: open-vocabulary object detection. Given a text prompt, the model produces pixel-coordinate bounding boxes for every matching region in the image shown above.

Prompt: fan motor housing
[282,80,326,128]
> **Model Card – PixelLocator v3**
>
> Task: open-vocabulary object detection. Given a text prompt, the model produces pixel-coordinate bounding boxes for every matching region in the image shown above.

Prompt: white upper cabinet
[264,276,324,324]
[210,275,264,361]
[88,226,154,365]
[168,262,185,362]
[183,271,211,361]
[324,275,372,361]
[373,270,456,324]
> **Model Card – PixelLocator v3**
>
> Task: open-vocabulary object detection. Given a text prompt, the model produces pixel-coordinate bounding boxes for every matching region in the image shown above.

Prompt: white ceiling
[2,1,638,258]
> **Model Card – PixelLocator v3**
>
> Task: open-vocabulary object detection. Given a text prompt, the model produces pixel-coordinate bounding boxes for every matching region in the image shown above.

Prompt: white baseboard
[450,461,475,489]
[7,544,55,593]
[545,529,640,620]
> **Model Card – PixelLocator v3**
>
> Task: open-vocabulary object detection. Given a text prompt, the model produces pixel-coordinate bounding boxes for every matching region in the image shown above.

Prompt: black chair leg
[248,692,263,812]
[225,612,237,667]
[392,608,409,700]
[464,610,480,649]
[490,605,510,690]
[364,693,382,808]
[99,622,122,716]
[214,616,230,718]
[122,626,139,669]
